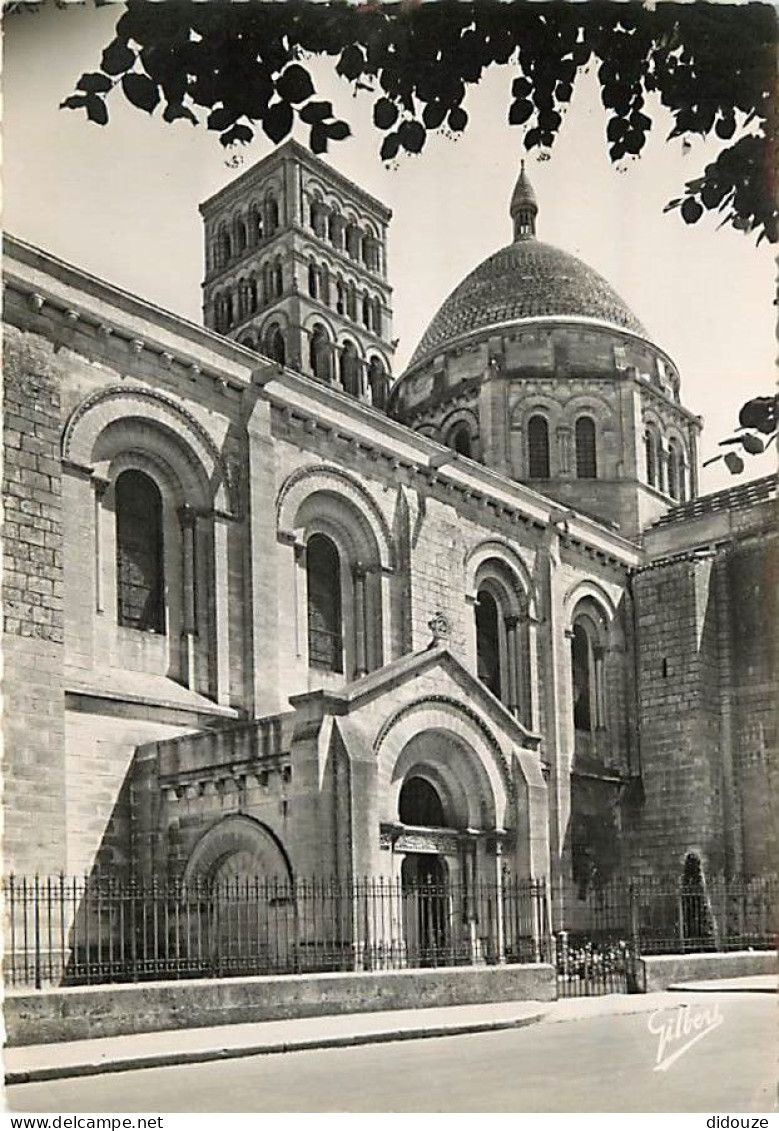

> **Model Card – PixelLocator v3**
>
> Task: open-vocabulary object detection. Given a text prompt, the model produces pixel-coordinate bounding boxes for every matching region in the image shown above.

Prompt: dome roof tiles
[408,239,647,370]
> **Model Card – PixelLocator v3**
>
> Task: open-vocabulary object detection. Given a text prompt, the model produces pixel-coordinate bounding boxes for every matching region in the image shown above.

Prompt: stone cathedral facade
[3,140,776,925]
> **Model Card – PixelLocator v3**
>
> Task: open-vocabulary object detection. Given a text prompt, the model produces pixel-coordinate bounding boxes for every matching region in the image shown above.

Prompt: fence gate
[555,933,643,997]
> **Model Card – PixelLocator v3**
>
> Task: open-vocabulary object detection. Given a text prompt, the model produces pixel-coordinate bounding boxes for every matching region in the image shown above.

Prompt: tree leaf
[723,450,745,474]
[60,95,89,111]
[85,95,109,125]
[681,196,703,224]
[121,73,160,114]
[326,120,351,141]
[220,123,254,147]
[300,100,333,125]
[101,39,136,77]
[380,131,400,161]
[207,106,237,132]
[277,64,315,105]
[77,72,113,95]
[263,100,293,144]
[163,102,198,125]
[310,122,329,154]
[374,97,399,130]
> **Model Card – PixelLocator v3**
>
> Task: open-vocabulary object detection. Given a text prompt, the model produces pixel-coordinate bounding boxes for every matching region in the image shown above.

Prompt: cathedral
[3,140,776,947]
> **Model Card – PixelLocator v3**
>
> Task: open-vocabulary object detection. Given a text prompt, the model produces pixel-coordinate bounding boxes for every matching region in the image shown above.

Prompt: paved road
[5,995,776,1113]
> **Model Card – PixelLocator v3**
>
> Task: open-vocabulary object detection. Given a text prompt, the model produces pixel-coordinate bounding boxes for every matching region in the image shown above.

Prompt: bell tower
[200,139,394,409]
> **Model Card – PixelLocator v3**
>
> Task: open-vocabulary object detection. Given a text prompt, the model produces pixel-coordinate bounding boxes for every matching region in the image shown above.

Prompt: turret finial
[510,159,538,241]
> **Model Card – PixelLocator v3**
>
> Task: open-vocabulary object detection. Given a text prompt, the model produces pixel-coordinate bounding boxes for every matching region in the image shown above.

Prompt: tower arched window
[328,211,343,248]
[217,228,231,267]
[233,219,247,256]
[115,470,165,634]
[645,428,659,488]
[310,324,332,382]
[306,533,343,672]
[361,293,371,328]
[273,260,283,297]
[335,279,346,316]
[250,205,263,245]
[570,618,606,732]
[371,297,382,336]
[308,262,318,299]
[339,341,361,396]
[448,423,472,457]
[527,415,551,478]
[368,358,389,410]
[346,282,357,321]
[266,323,286,366]
[475,589,502,700]
[668,439,686,502]
[266,196,279,234]
[575,416,597,479]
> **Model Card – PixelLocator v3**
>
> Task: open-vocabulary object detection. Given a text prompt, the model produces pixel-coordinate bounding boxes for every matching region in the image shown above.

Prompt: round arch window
[399,776,447,827]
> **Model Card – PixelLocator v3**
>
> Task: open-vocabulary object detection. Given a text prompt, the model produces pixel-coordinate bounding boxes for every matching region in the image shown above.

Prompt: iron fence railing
[5,872,774,992]
[553,873,778,955]
[2,874,549,989]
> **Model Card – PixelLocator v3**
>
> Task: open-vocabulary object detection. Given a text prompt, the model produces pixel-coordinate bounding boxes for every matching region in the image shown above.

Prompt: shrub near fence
[2,874,549,989]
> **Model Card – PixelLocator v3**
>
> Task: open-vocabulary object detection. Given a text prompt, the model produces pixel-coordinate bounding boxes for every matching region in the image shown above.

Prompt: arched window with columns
[265,322,286,366]
[527,414,551,478]
[475,589,501,699]
[368,357,389,411]
[570,613,606,733]
[309,323,332,382]
[339,341,361,396]
[448,422,473,457]
[645,424,661,489]
[575,415,598,479]
[668,437,686,502]
[306,533,343,673]
[115,469,165,633]
[473,563,532,725]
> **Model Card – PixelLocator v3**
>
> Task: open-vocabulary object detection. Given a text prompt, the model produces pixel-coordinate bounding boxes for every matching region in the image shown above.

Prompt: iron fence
[553,873,777,996]
[2,874,549,989]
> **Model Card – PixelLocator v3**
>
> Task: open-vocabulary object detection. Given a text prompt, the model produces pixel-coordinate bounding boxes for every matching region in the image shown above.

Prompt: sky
[4,3,777,492]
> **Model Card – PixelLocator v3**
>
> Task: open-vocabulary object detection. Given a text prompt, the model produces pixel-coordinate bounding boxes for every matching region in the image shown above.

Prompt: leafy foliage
[703,395,778,474]
[56,0,777,242]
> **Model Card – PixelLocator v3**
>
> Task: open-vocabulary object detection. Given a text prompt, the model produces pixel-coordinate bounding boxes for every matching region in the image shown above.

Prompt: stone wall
[5,963,556,1045]
[628,556,724,876]
[3,329,66,874]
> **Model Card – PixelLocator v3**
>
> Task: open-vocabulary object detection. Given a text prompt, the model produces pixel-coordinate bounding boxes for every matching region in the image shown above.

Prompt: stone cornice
[4,233,642,570]
[199,138,392,224]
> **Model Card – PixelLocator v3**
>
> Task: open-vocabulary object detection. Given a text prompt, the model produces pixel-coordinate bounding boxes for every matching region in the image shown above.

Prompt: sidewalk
[4,1000,548,1085]
[6,975,774,1086]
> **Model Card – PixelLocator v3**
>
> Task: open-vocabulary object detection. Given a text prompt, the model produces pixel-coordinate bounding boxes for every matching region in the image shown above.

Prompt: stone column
[92,473,110,614]
[213,513,232,706]
[593,643,607,729]
[179,504,198,690]
[353,561,369,677]
[505,614,521,718]
[493,837,506,963]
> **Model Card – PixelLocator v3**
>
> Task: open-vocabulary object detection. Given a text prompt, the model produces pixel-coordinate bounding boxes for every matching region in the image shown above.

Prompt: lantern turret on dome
[390,162,702,538]
[510,160,538,241]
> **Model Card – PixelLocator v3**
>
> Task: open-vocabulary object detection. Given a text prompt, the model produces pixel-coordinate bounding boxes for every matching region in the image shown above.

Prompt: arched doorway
[397,775,453,965]
[401,851,450,966]
[183,816,295,973]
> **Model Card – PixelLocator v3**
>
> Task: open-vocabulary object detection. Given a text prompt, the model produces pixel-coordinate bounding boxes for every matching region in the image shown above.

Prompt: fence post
[33,874,42,991]
[557,928,568,986]
[493,847,505,964]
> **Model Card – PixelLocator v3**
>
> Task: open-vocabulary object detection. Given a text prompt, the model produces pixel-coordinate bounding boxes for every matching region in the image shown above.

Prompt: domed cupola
[390,163,701,538]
